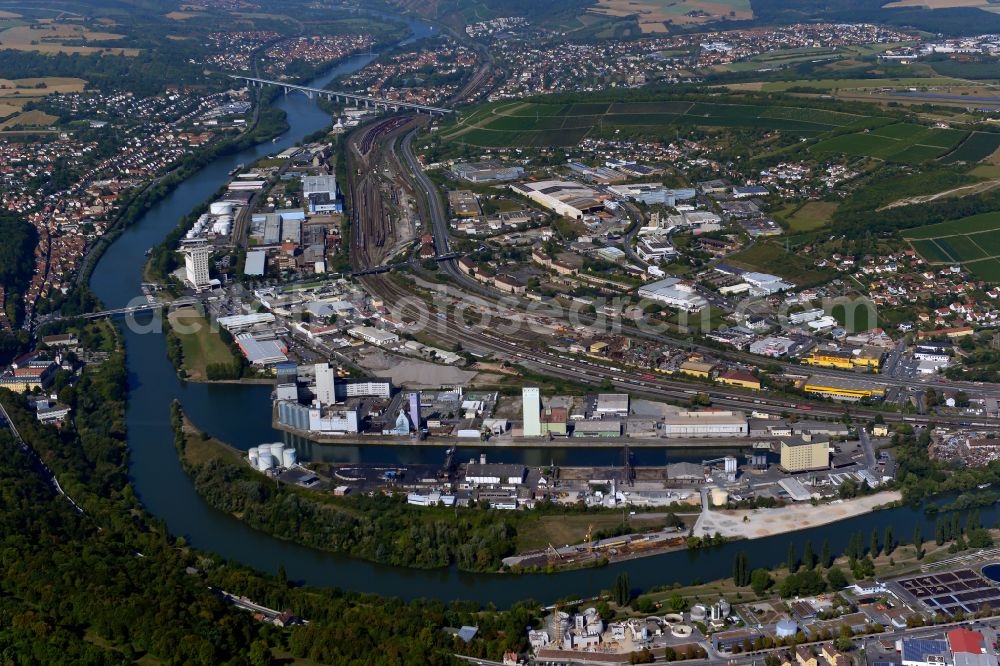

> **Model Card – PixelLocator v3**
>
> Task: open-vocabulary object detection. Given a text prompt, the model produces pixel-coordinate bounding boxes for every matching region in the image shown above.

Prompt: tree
[733,551,750,587]
[870,528,880,558]
[827,567,848,590]
[803,541,815,570]
[914,523,924,559]
[787,542,799,573]
[884,526,895,556]
[820,539,832,569]
[249,640,273,666]
[614,572,631,607]
[751,568,773,595]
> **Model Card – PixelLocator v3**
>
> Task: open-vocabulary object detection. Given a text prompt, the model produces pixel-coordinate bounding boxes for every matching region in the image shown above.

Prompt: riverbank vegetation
[174,405,693,573]
[0,337,548,662]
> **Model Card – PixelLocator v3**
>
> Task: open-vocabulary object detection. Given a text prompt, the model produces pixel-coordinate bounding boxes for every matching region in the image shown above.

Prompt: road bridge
[228,74,452,115]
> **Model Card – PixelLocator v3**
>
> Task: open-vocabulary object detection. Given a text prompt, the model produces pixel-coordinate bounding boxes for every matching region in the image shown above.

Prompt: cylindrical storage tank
[269,443,285,460]
[282,448,297,467]
[210,202,234,215]
[776,619,797,638]
[257,452,274,471]
[710,488,729,507]
[690,604,707,622]
[663,613,684,624]
[671,624,693,638]
[718,599,731,616]
[248,447,259,465]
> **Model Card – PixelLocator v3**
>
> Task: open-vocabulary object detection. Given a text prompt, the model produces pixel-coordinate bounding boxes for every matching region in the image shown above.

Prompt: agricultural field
[904,212,1000,280]
[941,132,1000,164]
[588,0,752,32]
[776,201,838,232]
[0,19,138,56]
[810,123,967,163]
[442,98,867,147]
[0,109,58,129]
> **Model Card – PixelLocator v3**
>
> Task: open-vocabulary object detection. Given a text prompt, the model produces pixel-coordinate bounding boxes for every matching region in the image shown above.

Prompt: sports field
[810,123,967,163]
[442,99,867,147]
[904,212,1000,281]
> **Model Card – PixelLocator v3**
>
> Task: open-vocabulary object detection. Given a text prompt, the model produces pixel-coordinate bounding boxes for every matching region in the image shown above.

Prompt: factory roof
[245,249,266,276]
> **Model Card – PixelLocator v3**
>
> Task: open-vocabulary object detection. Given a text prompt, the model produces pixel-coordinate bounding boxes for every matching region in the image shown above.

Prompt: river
[87,15,1000,607]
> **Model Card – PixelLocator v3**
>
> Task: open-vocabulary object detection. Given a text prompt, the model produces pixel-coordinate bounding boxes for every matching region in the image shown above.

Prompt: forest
[0,347,539,663]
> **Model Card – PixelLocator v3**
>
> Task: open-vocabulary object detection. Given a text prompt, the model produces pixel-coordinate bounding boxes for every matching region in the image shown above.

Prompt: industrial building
[522,387,541,437]
[595,393,629,416]
[803,348,882,372]
[347,326,399,347]
[779,432,830,472]
[314,362,336,405]
[183,243,212,290]
[465,463,527,485]
[302,174,341,213]
[662,411,748,438]
[510,180,604,219]
[573,420,622,437]
[244,249,266,276]
[234,333,288,366]
[715,369,761,390]
[452,161,525,182]
[447,190,482,217]
[637,277,708,312]
[802,376,885,402]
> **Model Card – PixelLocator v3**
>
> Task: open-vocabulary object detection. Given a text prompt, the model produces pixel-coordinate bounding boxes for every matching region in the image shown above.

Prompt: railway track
[361,272,968,427]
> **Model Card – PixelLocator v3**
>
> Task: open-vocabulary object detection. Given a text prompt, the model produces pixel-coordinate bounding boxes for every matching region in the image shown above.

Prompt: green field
[776,201,838,232]
[904,211,1000,240]
[727,242,835,286]
[941,132,1000,164]
[442,98,868,147]
[904,212,1000,280]
[811,123,967,163]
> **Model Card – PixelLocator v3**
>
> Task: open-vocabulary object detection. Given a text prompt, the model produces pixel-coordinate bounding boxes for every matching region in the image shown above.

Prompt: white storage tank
[690,604,707,622]
[776,619,797,638]
[248,447,259,465]
[210,201,234,215]
[257,452,274,471]
[282,448,297,467]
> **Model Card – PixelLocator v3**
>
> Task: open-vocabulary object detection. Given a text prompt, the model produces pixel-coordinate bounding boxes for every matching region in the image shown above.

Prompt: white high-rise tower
[522,386,541,437]
[183,244,211,289]
[314,362,336,405]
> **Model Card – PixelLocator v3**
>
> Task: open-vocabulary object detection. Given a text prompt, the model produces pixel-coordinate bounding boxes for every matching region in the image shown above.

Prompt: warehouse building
[596,393,629,416]
[510,180,604,219]
[662,411,748,438]
[465,463,527,485]
[347,326,399,347]
[637,277,708,312]
[573,420,622,437]
[779,432,830,472]
[802,376,885,401]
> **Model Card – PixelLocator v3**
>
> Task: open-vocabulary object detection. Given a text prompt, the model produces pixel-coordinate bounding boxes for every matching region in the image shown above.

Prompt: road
[859,427,877,470]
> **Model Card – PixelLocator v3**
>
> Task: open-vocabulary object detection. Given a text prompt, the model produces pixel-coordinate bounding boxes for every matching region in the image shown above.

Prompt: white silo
[248,447,259,466]
[282,448,297,467]
[210,201,234,215]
